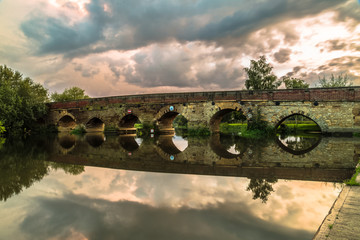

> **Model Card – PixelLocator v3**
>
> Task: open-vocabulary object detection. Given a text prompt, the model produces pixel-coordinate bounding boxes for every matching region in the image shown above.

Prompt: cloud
[20,0,345,58]
[107,43,245,89]
[274,48,292,63]
[20,193,313,240]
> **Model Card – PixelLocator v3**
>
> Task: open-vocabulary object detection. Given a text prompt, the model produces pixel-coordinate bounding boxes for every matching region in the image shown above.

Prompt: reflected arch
[58,115,76,131]
[119,136,141,152]
[86,133,105,148]
[276,135,322,155]
[157,135,187,155]
[58,134,76,149]
[86,117,105,132]
[210,134,242,159]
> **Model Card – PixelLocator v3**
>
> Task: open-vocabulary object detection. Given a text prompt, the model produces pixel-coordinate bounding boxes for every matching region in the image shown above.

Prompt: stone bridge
[45,87,360,134]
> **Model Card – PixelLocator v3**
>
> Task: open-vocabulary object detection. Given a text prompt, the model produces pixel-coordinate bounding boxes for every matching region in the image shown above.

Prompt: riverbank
[314,185,360,239]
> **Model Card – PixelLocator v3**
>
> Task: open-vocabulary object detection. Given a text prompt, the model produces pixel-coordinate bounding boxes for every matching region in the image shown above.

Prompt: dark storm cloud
[20,193,313,240]
[20,0,344,58]
[274,48,292,63]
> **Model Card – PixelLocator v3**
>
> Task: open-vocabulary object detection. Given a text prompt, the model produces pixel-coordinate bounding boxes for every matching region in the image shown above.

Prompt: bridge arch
[57,115,76,131]
[119,114,140,128]
[155,105,186,133]
[274,112,323,132]
[86,117,105,132]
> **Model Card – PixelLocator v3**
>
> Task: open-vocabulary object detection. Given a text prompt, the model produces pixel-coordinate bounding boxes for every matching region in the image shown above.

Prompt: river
[0,133,358,240]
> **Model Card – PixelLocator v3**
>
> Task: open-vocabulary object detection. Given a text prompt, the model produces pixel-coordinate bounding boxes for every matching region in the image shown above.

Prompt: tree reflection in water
[246,177,278,203]
[0,136,84,201]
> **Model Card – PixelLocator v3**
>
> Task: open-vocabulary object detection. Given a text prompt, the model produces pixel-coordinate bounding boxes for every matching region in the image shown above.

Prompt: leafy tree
[282,76,309,89]
[244,56,281,90]
[221,110,247,123]
[317,74,352,88]
[0,65,48,134]
[51,86,90,102]
[0,121,5,135]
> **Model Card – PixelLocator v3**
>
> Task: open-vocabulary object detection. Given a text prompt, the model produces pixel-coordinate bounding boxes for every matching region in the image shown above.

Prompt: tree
[244,56,281,90]
[51,87,90,102]
[0,121,5,135]
[282,76,309,89]
[0,65,49,134]
[317,74,352,88]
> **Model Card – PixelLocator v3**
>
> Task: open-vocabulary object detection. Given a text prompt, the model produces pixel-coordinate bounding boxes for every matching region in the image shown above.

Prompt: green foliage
[221,111,247,123]
[70,124,86,135]
[0,121,5,135]
[282,76,309,89]
[173,115,188,128]
[344,164,360,186]
[0,65,49,134]
[51,86,90,102]
[244,56,281,90]
[317,73,352,88]
[187,127,211,136]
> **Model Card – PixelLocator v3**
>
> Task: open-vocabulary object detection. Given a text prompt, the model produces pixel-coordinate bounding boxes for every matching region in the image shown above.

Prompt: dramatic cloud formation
[0,0,359,96]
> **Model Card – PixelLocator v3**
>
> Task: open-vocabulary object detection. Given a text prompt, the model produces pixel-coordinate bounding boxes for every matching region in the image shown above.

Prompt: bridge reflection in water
[51,133,359,183]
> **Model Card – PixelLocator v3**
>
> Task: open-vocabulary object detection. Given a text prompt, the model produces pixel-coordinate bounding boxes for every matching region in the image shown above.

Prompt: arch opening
[173,114,188,137]
[210,109,246,133]
[58,115,76,131]
[86,117,105,132]
[158,111,180,134]
[276,114,321,133]
[119,114,140,134]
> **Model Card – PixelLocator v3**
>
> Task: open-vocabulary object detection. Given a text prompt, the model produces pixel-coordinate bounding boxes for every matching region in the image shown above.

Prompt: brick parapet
[48,87,360,110]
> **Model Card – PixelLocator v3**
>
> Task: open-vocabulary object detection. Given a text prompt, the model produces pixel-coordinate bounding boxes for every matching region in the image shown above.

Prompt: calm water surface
[0,133,358,240]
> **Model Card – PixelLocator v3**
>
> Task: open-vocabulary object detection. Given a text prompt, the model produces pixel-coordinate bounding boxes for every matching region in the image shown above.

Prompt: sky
[0,0,359,97]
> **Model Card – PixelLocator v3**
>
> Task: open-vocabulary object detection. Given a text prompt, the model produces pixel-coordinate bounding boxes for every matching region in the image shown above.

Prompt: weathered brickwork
[45,87,360,133]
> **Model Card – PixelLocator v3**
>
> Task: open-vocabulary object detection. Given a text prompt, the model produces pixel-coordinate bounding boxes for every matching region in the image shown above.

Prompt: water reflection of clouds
[46,168,340,230]
[171,135,188,152]
[19,193,315,240]
[1,167,341,239]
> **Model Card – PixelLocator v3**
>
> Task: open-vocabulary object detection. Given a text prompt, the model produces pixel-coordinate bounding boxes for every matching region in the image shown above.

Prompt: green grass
[70,124,86,135]
[279,123,321,132]
[344,164,360,186]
